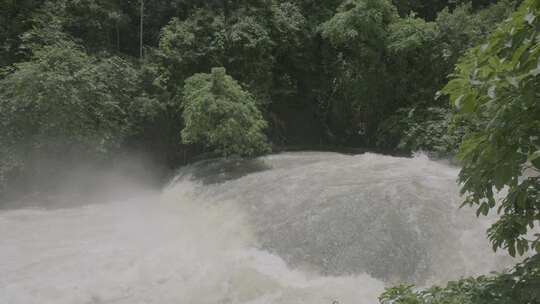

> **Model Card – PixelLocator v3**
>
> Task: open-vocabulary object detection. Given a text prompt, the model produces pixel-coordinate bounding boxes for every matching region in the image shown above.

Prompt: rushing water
[0,152,511,304]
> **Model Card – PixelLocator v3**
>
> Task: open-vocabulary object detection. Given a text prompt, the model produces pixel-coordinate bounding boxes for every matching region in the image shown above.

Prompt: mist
[0,150,167,210]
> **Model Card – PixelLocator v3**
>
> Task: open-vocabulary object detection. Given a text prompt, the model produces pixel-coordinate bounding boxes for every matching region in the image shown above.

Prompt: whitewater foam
[0,152,513,303]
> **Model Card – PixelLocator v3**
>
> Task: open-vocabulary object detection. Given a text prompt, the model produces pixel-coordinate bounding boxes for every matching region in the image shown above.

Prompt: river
[0,152,512,304]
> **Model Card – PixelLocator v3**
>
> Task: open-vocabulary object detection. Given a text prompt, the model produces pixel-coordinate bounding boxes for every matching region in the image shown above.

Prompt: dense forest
[0,0,520,188]
[1,0,539,302]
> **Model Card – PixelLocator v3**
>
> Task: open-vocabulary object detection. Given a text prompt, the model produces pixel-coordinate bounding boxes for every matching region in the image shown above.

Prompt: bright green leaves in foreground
[380,255,540,304]
[442,0,540,256]
[181,68,270,157]
[376,2,540,303]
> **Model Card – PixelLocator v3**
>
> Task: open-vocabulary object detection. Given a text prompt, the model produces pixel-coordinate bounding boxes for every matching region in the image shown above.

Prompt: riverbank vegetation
[0,0,519,192]
[1,0,539,302]
[382,0,540,302]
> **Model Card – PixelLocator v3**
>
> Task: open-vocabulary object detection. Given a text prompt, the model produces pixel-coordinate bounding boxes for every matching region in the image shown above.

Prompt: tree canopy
[0,40,141,187]
[442,0,540,257]
[181,67,270,157]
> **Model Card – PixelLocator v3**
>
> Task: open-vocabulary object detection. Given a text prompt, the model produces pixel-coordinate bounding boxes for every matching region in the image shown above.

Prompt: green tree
[0,40,141,189]
[435,0,516,67]
[385,14,442,113]
[181,67,270,157]
[0,0,45,67]
[442,0,540,256]
[158,10,227,85]
[387,15,438,53]
[318,0,399,144]
[2,0,530,190]
[157,2,306,103]
[320,0,397,49]
[376,0,516,153]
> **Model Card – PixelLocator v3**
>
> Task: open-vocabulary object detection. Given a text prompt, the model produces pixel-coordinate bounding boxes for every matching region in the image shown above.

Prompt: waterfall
[0,152,513,304]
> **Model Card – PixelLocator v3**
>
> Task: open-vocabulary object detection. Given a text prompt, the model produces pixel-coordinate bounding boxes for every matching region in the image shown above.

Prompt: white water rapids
[0,152,512,304]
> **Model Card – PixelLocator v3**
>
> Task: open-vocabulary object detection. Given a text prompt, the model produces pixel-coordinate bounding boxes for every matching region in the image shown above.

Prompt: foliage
[379,254,540,304]
[0,0,525,190]
[316,0,399,144]
[157,2,306,105]
[385,15,442,112]
[16,0,133,55]
[442,0,540,256]
[270,2,307,47]
[391,0,446,20]
[376,107,474,155]
[375,0,516,153]
[435,0,517,65]
[0,0,45,67]
[181,68,270,157]
[159,10,227,77]
[388,14,438,53]
[16,0,71,53]
[0,40,141,188]
[320,0,398,49]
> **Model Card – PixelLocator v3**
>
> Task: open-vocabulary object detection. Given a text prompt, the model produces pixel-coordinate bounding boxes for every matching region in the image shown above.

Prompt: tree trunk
[116,23,120,52]
[139,0,144,59]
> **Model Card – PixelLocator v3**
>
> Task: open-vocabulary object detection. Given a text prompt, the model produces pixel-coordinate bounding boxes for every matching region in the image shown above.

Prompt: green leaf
[509,243,516,257]
[524,12,536,24]
[528,150,540,169]
[460,93,477,113]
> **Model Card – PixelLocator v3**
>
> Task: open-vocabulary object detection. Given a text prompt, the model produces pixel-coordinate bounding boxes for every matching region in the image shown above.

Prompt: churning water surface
[0,152,512,304]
